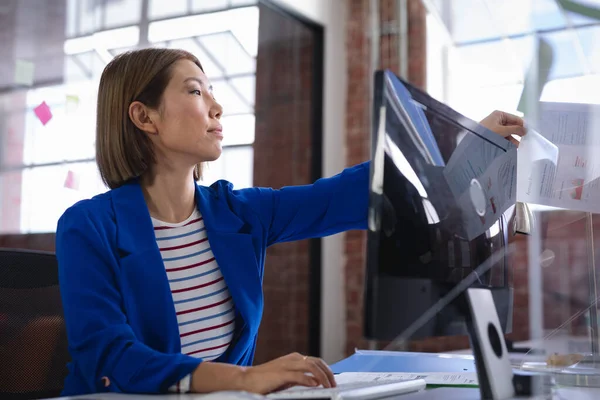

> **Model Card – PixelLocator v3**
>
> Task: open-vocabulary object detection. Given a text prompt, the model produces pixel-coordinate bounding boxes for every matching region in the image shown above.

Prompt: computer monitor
[364,70,517,343]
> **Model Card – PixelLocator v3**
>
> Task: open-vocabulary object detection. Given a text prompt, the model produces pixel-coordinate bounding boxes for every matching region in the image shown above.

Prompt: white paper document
[335,372,478,387]
[443,132,518,240]
[517,102,600,213]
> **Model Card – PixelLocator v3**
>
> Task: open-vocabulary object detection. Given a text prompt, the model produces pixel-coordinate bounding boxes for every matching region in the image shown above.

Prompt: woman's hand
[237,352,336,394]
[479,110,526,147]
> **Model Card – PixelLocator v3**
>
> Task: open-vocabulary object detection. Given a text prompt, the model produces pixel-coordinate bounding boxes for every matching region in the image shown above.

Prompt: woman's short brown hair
[96,48,204,189]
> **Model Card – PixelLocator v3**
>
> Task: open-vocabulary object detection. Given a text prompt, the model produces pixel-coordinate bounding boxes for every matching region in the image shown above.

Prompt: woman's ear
[129,101,158,135]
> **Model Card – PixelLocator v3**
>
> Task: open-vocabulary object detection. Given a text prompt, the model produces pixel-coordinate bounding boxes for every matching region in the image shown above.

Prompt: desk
[44,350,600,400]
[47,393,260,400]
[401,386,600,399]
[45,386,600,399]
[330,350,600,399]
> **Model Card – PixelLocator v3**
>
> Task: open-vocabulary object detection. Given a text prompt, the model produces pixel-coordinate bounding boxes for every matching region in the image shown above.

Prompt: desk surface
[48,393,261,400]
[405,387,600,399]
[46,386,600,400]
[47,350,600,399]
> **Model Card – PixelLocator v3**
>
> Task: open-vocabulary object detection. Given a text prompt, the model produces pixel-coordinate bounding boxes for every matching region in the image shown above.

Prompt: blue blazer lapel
[194,185,264,352]
[111,180,157,256]
[110,180,181,352]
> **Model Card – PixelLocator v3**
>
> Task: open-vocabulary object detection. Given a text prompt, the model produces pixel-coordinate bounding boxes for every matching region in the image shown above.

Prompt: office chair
[0,249,69,400]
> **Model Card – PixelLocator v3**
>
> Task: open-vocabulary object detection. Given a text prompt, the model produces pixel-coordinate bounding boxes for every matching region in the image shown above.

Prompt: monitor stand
[461,288,554,399]
[462,288,556,399]
[461,288,515,399]
[457,288,515,400]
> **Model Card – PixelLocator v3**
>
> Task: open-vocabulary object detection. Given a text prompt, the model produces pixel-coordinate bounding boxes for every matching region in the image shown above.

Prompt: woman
[56,48,525,395]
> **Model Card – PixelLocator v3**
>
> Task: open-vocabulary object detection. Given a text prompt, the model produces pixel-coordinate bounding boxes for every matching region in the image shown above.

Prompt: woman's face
[150,59,223,168]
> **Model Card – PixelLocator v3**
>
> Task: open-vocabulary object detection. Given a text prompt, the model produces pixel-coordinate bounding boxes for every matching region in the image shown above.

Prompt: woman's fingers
[508,125,527,137]
[499,111,524,127]
[493,124,527,138]
[287,356,331,388]
[508,136,521,147]
[311,357,336,388]
[258,353,336,392]
[306,358,332,388]
[282,371,319,389]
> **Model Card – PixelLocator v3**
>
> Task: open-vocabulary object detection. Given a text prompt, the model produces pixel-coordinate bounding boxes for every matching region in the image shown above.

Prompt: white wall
[270,0,348,364]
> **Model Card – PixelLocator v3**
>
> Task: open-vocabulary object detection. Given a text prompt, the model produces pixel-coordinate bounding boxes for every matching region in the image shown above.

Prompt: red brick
[252,4,319,363]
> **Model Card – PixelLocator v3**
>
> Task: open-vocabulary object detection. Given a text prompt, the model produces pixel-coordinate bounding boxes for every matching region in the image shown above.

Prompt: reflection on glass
[541,30,586,79]
[576,25,600,72]
[384,135,428,199]
[427,0,600,123]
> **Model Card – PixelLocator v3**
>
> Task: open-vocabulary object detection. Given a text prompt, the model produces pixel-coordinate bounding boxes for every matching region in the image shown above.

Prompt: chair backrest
[0,248,69,400]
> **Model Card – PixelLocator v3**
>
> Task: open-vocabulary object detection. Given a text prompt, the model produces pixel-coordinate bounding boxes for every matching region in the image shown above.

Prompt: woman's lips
[209,125,223,139]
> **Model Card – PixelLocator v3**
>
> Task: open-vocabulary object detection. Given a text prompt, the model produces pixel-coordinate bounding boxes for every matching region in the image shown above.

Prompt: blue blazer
[56,162,369,395]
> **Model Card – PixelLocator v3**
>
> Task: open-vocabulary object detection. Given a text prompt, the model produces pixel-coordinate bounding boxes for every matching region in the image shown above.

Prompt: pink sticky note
[33,101,53,126]
[64,170,80,190]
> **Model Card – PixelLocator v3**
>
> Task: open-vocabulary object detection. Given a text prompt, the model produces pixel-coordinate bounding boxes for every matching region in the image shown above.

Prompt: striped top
[152,209,235,393]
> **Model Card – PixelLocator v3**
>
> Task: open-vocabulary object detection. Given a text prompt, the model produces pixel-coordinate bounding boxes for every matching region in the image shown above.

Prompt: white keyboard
[266,378,426,400]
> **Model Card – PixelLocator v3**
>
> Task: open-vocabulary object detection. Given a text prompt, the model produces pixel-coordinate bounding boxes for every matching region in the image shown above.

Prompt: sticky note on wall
[14,59,35,86]
[66,94,80,113]
[64,170,80,190]
[33,101,53,125]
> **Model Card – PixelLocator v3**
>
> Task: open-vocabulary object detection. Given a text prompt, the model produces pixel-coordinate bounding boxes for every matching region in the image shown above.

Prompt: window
[0,3,259,233]
[426,0,600,123]
[66,0,142,37]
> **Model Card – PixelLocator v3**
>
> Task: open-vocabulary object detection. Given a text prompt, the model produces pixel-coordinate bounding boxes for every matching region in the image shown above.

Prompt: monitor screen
[364,70,517,342]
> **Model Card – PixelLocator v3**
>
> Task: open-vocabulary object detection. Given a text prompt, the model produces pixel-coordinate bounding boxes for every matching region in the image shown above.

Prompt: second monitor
[364,70,517,343]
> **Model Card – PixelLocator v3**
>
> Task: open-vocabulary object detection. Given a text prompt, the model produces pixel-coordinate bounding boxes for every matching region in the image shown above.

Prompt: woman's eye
[190,89,202,96]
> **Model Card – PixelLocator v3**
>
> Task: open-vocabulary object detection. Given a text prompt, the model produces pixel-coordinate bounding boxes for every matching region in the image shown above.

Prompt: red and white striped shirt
[152,209,235,393]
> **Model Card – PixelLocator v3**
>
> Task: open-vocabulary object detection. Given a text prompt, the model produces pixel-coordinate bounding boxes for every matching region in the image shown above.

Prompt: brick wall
[344,0,427,356]
[252,3,318,364]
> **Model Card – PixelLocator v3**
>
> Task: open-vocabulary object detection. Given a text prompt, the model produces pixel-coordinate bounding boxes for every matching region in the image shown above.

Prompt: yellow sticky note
[66,94,80,113]
[14,60,35,86]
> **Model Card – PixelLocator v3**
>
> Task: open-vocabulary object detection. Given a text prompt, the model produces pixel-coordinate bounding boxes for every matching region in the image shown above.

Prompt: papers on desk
[517,102,600,213]
[330,349,477,374]
[335,372,478,388]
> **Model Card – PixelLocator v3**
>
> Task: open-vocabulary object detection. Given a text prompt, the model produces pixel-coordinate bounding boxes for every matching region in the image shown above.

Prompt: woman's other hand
[479,110,526,147]
[238,352,336,394]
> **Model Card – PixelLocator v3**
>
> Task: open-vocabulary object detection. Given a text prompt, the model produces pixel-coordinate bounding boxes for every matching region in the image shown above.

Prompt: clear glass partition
[363,0,600,394]
[427,0,600,388]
